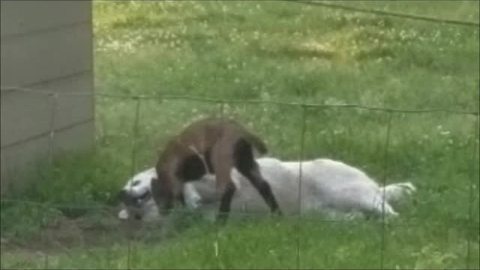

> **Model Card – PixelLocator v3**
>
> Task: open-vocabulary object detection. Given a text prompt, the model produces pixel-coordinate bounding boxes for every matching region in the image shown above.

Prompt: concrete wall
[0,1,94,194]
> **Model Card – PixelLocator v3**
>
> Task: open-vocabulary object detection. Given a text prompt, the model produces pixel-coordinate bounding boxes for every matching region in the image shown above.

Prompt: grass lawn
[1,1,479,269]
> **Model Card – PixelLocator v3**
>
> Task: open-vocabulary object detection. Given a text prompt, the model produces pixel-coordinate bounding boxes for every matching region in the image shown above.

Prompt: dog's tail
[244,133,268,155]
[380,182,416,203]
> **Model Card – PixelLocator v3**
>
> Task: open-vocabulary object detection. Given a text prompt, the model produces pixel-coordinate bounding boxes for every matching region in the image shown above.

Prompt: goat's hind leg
[234,139,282,215]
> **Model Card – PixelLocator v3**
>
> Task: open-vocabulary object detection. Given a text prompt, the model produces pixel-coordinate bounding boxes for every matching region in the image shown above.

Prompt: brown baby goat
[151,118,282,223]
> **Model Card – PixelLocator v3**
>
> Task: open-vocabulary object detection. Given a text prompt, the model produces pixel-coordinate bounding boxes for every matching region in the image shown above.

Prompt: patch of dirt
[1,213,164,256]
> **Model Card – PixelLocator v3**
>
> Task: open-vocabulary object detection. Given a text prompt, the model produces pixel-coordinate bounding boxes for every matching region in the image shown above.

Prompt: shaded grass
[1,217,478,269]
[1,1,479,269]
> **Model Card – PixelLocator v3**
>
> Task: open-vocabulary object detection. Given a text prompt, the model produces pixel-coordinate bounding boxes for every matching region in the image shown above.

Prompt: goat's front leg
[213,160,236,224]
[151,169,177,215]
[212,145,237,224]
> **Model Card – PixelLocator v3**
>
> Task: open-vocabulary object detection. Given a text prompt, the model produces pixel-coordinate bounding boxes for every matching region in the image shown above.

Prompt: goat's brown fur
[151,118,281,222]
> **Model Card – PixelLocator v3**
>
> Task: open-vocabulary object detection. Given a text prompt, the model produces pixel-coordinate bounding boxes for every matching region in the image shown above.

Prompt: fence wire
[1,1,479,269]
[48,93,59,166]
[466,115,480,269]
[126,98,141,270]
[380,112,393,269]
[295,105,308,269]
[286,0,480,27]
[2,87,477,116]
[1,87,478,269]
[1,197,479,228]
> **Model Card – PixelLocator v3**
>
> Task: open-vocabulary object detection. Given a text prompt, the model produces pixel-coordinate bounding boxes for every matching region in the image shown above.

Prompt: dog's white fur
[118,157,415,221]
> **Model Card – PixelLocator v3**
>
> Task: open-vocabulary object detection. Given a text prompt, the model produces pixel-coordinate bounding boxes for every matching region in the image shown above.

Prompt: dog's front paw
[190,196,202,209]
[399,182,416,195]
[184,183,202,209]
[118,209,129,220]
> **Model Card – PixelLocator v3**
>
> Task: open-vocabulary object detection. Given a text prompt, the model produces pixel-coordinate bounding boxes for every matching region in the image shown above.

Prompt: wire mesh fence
[1,86,478,269]
[1,1,479,269]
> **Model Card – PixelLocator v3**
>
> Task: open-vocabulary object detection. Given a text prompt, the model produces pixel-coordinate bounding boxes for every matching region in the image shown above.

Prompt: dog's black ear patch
[132,180,141,187]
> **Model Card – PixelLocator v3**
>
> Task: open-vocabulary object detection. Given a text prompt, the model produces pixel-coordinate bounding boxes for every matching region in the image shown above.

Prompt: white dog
[118,157,416,222]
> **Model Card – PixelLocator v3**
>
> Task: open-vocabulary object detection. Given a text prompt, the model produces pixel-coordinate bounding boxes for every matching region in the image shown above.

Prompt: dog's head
[118,168,157,220]
[117,167,219,222]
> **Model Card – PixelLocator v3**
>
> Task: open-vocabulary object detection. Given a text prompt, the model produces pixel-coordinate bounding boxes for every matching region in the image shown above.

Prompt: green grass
[1,1,479,269]
[1,217,478,269]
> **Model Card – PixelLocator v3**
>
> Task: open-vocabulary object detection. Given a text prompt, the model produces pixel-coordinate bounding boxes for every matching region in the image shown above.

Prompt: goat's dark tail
[244,133,268,155]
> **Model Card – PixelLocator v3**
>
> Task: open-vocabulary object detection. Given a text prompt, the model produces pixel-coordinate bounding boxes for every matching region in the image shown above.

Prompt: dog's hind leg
[367,196,398,218]
[184,183,202,209]
[234,139,282,215]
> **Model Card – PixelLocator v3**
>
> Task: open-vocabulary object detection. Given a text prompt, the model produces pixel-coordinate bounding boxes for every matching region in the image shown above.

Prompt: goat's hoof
[215,213,229,226]
[272,209,283,217]
[215,218,227,226]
